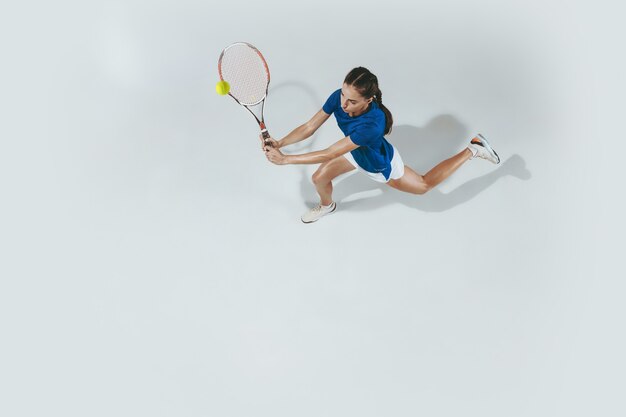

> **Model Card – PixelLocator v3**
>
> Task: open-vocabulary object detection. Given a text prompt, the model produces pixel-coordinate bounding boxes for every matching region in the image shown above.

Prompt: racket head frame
[218,42,271,141]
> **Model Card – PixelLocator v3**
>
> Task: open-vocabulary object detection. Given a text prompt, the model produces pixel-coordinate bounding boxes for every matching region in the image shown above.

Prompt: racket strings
[220,45,269,106]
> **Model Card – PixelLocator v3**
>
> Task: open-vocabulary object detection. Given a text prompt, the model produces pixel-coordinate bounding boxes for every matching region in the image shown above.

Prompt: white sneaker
[301,202,337,223]
[468,133,500,164]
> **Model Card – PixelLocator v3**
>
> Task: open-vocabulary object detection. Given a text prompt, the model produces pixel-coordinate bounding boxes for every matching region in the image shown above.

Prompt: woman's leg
[387,148,472,194]
[312,156,356,205]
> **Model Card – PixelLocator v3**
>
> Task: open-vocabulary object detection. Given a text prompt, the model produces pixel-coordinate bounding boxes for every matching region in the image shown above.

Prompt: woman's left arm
[264,136,358,165]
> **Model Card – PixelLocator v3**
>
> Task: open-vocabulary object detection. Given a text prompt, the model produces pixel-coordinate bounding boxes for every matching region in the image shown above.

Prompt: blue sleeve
[322,89,341,114]
[350,122,383,146]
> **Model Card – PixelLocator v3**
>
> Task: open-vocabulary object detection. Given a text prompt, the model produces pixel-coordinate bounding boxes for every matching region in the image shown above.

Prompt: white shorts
[343,146,405,183]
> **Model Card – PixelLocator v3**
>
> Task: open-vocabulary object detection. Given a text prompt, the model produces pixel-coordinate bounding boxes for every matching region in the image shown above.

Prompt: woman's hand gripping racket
[217,42,274,148]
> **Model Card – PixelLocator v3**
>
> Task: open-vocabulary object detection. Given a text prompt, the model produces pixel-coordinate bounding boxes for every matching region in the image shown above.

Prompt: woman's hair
[344,67,393,135]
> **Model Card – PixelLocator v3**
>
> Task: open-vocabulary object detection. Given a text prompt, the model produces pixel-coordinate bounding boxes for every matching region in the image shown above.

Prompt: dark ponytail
[344,67,393,135]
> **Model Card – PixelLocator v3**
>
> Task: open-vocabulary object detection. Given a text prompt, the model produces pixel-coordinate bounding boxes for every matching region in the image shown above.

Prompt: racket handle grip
[261,128,272,146]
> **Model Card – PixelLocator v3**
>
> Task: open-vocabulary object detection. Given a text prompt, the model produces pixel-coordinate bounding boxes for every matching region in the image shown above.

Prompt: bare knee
[408,185,430,195]
[415,182,433,195]
[312,170,328,186]
[388,178,430,195]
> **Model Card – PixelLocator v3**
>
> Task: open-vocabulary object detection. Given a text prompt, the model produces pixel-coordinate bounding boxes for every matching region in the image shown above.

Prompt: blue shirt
[322,89,395,179]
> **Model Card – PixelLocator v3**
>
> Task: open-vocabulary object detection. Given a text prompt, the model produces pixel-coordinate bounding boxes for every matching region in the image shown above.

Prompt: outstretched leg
[387,148,472,194]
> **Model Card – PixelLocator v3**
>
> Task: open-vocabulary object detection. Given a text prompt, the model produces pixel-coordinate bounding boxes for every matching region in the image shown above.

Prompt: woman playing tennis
[262,67,500,223]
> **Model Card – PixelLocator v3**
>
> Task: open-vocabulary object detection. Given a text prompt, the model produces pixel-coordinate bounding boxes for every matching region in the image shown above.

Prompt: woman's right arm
[277,109,330,148]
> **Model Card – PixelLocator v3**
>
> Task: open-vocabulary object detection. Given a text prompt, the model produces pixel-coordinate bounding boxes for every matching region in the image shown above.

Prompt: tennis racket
[217,42,272,145]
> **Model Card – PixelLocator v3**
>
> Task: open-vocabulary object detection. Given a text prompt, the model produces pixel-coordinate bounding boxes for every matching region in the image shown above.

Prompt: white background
[1,0,624,416]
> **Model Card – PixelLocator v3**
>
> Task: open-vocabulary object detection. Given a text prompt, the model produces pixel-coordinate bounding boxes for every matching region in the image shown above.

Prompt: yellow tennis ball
[216,80,230,95]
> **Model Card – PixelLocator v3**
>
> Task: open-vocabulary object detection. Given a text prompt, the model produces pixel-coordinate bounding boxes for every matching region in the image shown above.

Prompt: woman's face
[341,83,373,117]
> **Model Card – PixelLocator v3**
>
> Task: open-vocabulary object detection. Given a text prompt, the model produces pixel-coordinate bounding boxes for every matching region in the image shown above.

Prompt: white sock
[467,146,478,158]
[321,202,334,209]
